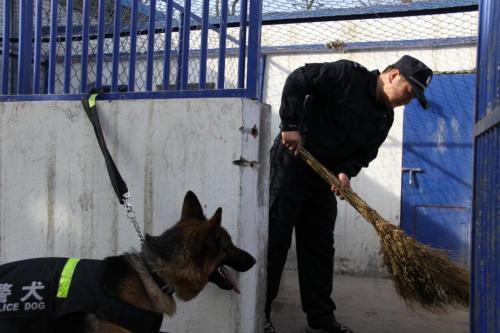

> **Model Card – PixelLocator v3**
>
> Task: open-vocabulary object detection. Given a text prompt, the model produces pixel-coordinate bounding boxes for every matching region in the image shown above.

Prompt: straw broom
[296,146,469,312]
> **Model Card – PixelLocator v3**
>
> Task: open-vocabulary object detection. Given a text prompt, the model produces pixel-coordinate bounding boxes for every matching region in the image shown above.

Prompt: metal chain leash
[123,193,145,249]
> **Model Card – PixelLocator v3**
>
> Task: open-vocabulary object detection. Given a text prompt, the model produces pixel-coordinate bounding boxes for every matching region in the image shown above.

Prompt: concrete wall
[0,97,271,333]
[263,47,477,276]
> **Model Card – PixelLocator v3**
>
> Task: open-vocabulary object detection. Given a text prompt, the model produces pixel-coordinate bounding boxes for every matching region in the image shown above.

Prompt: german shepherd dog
[0,191,256,333]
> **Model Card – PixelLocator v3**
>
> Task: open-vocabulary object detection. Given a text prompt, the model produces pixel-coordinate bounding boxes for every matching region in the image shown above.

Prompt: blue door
[401,74,475,266]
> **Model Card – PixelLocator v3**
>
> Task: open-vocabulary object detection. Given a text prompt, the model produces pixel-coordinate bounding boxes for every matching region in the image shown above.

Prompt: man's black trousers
[265,138,337,318]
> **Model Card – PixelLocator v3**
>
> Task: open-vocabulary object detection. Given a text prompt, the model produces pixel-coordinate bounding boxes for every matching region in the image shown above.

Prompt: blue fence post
[199,0,210,89]
[1,0,10,94]
[146,0,157,91]
[18,0,34,94]
[217,0,228,89]
[33,0,43,94]
[95,0,106,89]
[237,0,248,89]
[471,0,500,332]
[128,0,139,92]
[246,0,262,99]
[64,0,73,94]
[177,11,184,90]
[258,54,266,102]
[180,0,191,90]
[162,0,173,90]
[48,0,58,94]
[80,0,90,93]
[112,0,122,92]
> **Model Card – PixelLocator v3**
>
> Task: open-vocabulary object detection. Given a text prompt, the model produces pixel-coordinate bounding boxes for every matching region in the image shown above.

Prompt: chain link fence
[1,0,253,95]
[1,0,478,97]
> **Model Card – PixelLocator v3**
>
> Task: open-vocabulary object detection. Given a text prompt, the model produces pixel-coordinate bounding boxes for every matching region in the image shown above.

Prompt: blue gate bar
[80,0,90,93]
[1,0,10,94]
[258,54,266,101]
[111,0,121,92]
[237,0,248,88]
[64,0,73,94]
[171,2,240,46]
[95,0,106,89]
[128,0,139,92]
[33,0,43,94]
[471,0,500,332]
[180,0,191,90]
[177,11,184,90]
[246,0,262,99]
[217,0,228,89]
[48,0,58,94]
[162,0,173,90]
[146,0,157,91]
[199,0,210,89]
[18,0,34,94]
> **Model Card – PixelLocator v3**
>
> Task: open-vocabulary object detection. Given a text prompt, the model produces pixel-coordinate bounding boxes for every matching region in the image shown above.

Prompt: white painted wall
[0,98,271,333]
[263,46,477,275]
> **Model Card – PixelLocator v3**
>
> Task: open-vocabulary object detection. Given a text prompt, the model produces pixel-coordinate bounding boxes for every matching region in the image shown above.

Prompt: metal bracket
[402,167,423,185]
[239,125,259,138]
[233,157,260,168]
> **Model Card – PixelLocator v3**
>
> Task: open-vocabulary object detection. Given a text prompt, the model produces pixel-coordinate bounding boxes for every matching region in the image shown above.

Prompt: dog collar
[143,260,174,296]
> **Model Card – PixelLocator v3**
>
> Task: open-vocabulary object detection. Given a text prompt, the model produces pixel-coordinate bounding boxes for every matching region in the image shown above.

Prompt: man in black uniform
[264,55,433,333]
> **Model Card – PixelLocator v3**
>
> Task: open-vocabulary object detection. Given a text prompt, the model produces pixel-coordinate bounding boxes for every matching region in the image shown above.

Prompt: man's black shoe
[306,313,353,333]
[265,318,277,333]
[306,322,353,333]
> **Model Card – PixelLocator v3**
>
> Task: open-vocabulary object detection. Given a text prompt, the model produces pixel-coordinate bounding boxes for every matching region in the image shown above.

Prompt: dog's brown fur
[86,191,255,332]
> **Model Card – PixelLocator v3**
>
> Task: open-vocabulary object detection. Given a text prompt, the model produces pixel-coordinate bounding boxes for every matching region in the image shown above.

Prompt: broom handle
[296,146,385,227]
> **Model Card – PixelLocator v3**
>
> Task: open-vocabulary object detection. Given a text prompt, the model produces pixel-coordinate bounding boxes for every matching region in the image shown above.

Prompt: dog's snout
[223,246,256,272]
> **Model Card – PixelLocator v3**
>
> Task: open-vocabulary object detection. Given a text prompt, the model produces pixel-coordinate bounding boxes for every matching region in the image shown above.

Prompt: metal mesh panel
[2,0,478,96]
[32,0,246,94]
[261,12,478,47]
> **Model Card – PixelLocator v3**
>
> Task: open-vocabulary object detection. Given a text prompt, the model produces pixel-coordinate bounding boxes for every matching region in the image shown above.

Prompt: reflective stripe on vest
[57,258,81,298]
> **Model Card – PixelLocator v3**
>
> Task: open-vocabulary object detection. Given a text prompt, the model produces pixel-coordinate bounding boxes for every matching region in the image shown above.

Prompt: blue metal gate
[401,74,475,266]
[0,0,263,100]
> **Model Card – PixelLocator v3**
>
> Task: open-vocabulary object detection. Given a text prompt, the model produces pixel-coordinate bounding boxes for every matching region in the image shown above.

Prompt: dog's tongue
[220,266,240,294]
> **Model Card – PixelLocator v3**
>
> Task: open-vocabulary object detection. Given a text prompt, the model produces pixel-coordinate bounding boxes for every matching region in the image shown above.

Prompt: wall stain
[46,142,56,256]
[143,109,154,236]
[436,118,448,153]
[111,201,119,254]
[64,108,77,122]
[78,192,95,211]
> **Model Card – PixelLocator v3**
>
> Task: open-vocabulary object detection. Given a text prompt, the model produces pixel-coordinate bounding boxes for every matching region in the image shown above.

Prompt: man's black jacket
[279,60,394,178]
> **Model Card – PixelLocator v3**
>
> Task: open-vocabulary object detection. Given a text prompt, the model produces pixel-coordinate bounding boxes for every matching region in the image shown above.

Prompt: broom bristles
[296,146,469,311]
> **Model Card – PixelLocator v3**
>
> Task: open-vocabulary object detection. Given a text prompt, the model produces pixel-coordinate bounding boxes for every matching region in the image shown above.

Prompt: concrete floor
[270,269,469,333]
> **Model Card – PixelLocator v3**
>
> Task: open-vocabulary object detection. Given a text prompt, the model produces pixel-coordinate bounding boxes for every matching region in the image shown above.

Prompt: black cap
[393,55,433,109]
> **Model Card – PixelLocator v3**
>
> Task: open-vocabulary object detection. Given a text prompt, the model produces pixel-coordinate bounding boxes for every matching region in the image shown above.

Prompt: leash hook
[122,193,145,249]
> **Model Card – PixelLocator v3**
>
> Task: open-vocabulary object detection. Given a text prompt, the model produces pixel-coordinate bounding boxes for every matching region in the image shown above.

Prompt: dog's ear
[144,233,155,250]
[207,207,222,230]
[144,233,156,246]
[181,191,205,220]
[204,207,223,257]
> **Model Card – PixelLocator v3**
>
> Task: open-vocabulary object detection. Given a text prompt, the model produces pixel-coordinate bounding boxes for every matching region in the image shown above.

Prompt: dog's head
[144,191,256,300]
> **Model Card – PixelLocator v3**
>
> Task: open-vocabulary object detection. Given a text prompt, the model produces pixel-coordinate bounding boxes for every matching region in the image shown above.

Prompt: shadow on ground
[271,269,469,333]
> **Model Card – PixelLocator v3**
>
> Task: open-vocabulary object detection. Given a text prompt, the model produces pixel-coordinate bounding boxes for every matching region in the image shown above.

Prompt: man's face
[382,70,415,109]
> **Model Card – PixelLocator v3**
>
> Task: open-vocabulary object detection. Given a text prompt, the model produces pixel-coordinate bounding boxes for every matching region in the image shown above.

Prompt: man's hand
[331,173,351,200]
[281,131,301,154]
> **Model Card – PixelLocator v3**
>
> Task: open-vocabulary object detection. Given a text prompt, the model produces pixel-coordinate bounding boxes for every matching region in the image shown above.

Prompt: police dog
[0,191,256,333]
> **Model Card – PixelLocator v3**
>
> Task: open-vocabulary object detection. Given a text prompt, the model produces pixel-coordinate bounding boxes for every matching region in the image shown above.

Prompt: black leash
[81,92,175,297]
[81,90,145,247]
[81,90,128,204]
